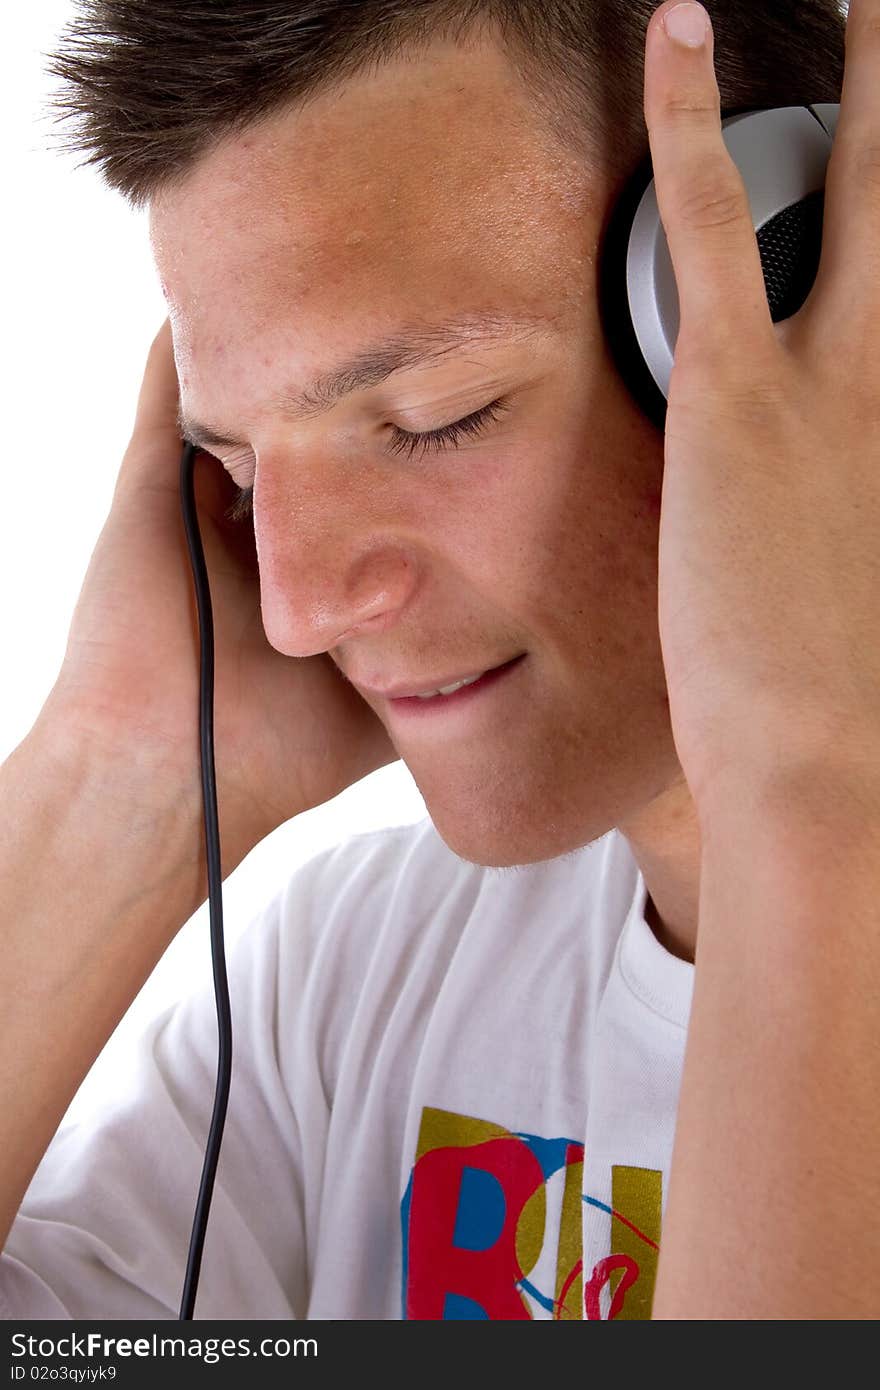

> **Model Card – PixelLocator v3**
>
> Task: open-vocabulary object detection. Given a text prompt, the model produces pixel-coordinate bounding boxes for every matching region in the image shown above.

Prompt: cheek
[508,448,663,641]
[400,444,522,564]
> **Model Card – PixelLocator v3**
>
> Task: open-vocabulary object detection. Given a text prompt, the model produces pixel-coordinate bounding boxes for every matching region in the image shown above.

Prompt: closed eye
[223,395,510,523]
[385,396,510,460]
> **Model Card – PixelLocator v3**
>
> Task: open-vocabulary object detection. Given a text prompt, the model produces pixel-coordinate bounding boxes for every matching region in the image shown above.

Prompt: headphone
[176,100,840,1319]
[600,101,840,430]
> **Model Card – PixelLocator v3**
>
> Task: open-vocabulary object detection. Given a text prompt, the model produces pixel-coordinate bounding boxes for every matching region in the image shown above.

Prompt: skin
[150,23,703,962]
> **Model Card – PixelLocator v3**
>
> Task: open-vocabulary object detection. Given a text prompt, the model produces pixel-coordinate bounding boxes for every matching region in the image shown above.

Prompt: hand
[44,319,398,870]
[644,0,880,815]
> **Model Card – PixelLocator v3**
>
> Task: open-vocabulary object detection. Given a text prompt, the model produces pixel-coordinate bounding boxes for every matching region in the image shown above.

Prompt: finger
[120,319,233,524]
[809,0,880,337]
[116,317,186,497]
[132,316,181,437]
[643,1,778,369]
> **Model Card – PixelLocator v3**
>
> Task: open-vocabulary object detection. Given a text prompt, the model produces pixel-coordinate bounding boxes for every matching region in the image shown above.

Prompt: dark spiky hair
[42,1,848,210]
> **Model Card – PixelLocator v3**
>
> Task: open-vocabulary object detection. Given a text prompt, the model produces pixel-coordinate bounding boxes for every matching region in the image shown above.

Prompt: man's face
[151,26,686,868]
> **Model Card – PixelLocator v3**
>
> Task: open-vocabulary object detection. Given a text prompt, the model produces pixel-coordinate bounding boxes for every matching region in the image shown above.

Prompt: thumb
[112,316,187,507]
[132,316,181,439]
[117,318,257,566]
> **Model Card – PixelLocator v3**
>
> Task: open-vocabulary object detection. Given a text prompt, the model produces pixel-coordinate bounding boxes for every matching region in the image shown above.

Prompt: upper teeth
[415,672,486,699]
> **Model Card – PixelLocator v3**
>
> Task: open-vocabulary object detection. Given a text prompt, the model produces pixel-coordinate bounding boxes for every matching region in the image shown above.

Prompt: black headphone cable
[176,440,233,1321]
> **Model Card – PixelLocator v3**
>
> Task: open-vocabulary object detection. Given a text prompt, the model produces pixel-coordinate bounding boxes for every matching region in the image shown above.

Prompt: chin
[418,778,617,871]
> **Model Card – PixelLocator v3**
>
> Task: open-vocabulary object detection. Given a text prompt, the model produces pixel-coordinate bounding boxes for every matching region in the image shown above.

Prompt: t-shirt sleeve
[0,862,329,1321]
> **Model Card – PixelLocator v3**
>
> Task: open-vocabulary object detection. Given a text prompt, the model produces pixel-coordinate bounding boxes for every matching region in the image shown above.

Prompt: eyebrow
[177,309,552,451]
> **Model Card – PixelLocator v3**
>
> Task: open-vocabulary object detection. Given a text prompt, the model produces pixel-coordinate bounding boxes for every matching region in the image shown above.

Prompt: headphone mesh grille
[756,189,825,322]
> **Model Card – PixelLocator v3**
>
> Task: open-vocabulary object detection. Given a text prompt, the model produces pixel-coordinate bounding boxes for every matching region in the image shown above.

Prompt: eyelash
[223,396,510,524]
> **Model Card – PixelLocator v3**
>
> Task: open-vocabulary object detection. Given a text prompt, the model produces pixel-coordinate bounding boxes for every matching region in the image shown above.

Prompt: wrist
[695,731,880,849]
[7,707,207,926]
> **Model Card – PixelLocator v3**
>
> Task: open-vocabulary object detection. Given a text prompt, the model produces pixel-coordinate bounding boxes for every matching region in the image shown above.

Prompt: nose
[253,457,420,657]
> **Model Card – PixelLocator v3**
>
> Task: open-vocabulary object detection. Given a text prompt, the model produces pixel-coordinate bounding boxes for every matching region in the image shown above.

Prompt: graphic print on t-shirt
[401,1106,662,1319]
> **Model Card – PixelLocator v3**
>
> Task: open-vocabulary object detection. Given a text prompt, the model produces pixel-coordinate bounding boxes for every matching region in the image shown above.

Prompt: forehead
[150,30,604,417]
[152,32,598,297]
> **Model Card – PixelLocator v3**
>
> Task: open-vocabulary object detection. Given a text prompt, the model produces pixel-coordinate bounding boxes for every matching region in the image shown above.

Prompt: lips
[409,670,491,698]
[387,653,526,711]
[359,654,525,700]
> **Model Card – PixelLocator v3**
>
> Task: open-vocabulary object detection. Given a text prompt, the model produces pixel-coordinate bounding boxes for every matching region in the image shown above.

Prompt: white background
[2,3,427,1126]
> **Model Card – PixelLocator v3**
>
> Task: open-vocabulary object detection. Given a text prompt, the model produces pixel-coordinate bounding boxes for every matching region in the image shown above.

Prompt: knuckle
[854,141,880,192]
[676,178,747,232]
[848,7,880,44]
[834,128,880,189]
[664,92,719,118]
[673,333,783,408]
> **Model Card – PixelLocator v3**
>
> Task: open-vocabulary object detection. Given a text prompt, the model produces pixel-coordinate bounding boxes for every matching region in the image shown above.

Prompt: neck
[617,770,702,964]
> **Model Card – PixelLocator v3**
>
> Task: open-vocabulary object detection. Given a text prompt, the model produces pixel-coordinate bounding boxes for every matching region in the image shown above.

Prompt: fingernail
[663,2,710,48]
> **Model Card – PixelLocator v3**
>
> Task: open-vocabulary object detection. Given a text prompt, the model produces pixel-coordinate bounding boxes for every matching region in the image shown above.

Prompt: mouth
[386,652,527,717]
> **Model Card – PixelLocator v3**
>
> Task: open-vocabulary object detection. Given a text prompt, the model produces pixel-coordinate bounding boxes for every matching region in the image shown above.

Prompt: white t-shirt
[0,816,693,1321]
